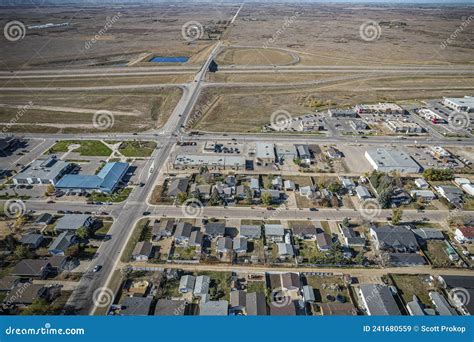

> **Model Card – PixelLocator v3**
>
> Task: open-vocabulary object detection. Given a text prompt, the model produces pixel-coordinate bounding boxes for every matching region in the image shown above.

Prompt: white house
[454,227,474,243]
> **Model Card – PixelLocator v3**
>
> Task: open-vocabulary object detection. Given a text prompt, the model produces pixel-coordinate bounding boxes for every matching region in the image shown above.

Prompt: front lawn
[90,187,132,203]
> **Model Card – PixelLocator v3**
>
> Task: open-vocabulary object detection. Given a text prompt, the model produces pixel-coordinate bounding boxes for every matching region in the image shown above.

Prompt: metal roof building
[365,148,421,173]
[13,156,71,185]
[56,162,128,193]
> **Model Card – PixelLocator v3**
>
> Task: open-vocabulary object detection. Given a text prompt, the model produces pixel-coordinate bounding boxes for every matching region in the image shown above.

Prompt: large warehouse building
[443,96,474,113]
[365,148,421,173]
[13,156,72,185]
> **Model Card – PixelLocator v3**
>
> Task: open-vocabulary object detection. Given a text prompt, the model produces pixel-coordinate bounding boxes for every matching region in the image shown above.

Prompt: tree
[327,182,342,194]
[209,188,222,206]
[261,192,272,206]
[21,298,50,315]
[76,226,89,240]
[342,217,350,228]
[176,192,188,205]
[391,208,403,225]
[244,187,253,205]
[14,245,29,259]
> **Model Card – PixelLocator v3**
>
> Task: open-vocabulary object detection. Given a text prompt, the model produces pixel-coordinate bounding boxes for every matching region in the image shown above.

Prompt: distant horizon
[2,0,474,6]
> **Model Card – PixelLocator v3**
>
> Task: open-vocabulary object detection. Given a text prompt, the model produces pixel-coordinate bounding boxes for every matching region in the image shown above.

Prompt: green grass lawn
[171,246,197,260]
[94,220,113,236]
[48,140,112,157]
[297,239,325,262]
[247,281,266,293]
[121,219,149,262]
[118,141,157,158]
[90,187,132,203]
[196,271,232,300]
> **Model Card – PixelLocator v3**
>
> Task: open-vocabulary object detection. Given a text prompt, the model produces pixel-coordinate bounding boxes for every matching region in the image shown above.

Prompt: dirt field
[230,4,474,66]
[0,88,182,133]
[0,3,238,69]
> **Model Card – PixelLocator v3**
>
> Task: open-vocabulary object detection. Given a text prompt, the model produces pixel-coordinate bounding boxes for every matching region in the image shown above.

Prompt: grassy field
[48,140,112,156]
[390,274,433,309]
[121,219,149,263]
[216,47,296,65]
[118,141,157,157]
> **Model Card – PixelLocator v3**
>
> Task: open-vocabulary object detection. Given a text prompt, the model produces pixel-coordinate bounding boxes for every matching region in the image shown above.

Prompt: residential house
[154,299,187,316]
[240,225,261,240]
[250,177,260,191]
[174,222,193,244]
[355,185,371,201]
[230,290,246,311]
[358,284,401,316]
[462,183,474,196]
[277,243,294,258]
[284,180,296,191]
[199,299,228,316]
[454,226,474,243]
[326,147,343,159]
[246,292,267,316]
[339,224,366,248]
[48,231,77,256]
[291,225,318,240]
[412,227,444,243]
[132,241,153,261]
[429,291,458,316]
[260,189,281,203]
[20,233,44,249]
[152,220,174,240]
[436,185,464,208]
[189,230,203,248]
[272,176,283,190]
[55,214,93,233]
[406,295,427,316]
[280,273,301,290]
[340,177,356,191]
[370,226,419,253]
[233,237,248,253]
[205,222,226,239]
[299,185,315,198]
[3,283,59,307]
[11,259,52,279]
[121,296,153,316]
[217,236,232,253]
[415,178,429,189]
[0,276,20,292]
[167,178,189,197]
[194,275,210,297]
[410,190,436,201]
[264,224,285,242]
[179,275,195,293]
[296,144,312,164]
[387,253,426,266]
[34,213,53,226]
[302,285,315,303]
[316,232,332,251]
[438,275,474,315]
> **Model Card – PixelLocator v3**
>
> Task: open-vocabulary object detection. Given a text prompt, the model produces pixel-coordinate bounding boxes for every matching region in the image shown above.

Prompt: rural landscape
[0,0,473,321]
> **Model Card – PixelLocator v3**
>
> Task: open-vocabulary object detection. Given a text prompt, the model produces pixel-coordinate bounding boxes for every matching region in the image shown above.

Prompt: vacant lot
[0,88,182,133]
[216,47,297,66]
[118,141,157,157]
[390,274,433,309]
[48,140,112,156]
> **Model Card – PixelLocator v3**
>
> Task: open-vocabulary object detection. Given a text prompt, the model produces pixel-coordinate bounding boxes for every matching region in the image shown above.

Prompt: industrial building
[55,162,128,193]
[443,96,474,113]
[365,148,421,173]
[173,154,246,170]
[418,108,445,124]
[13,156,72,186]
[385,120,423,134]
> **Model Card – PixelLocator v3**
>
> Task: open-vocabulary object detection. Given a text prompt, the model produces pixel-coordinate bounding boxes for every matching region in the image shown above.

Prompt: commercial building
[13,156,72,185]
[256,142,275,165]
[355,103,405,115]
[365,148,421,173]
[56,162,128,193]
[327,108,358,118]
[443,96,474,113]
[385,120,423,134]
[174,154,246,171]
[418,108,445,124]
